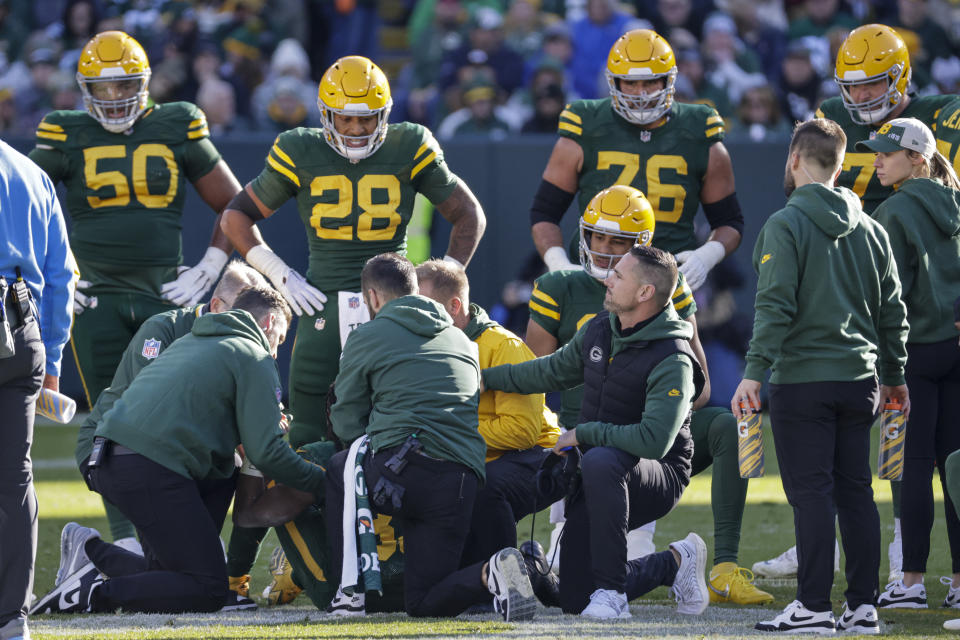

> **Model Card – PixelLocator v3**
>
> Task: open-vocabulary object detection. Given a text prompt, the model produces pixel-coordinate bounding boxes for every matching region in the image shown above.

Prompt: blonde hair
[212,260,269,308]
[908,150,960,191]
[415,259,469,306]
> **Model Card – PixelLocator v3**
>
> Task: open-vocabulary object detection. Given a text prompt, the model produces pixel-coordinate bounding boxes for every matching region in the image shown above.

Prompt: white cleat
[325,587,365,616]
[581,588,631,619]
[836,602,879,634]
[57,523,101,587]
[669,532,709,615]
[942,576,960,608]
[487,547,536,621]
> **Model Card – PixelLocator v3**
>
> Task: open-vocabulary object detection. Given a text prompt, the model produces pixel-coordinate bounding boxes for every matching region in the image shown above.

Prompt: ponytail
[928,152,960,191]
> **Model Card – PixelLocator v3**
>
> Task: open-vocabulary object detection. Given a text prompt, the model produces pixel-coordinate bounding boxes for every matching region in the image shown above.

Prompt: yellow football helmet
[580,185,656,280]
[606,29,677,125]
[77,31,151,133]
[835,24,911,125]
[318,56,392,162]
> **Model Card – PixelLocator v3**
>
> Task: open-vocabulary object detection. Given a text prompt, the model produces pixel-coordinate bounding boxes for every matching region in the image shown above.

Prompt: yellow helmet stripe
[36,131,67,142]
[559,122,582,136]
[267,155,300,187]
[410,151,437,180]
[531,286,559,308]
[38,121,64,133]
[271,143,297,169]
[529,300,560,321]
[559,109,582,124]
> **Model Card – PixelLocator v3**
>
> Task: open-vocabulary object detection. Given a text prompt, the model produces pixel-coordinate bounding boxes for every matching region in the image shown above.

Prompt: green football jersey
[28,103,221,283]
[528,268,696,428]
[816,94,957,214]
[558,99,725,254]
[251,123,458,292]
[935,96,960,176]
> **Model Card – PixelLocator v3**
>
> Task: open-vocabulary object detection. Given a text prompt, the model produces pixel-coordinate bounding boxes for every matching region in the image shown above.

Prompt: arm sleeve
[181,137,222,183]
[330,331,372,444]
[873,205,915,299]
[410,127,458,204]
[236,358,325,495]
[478,337,547,452]
[40,182,76,376]
[483,325,585,393]
[250,135,301,211]
[28,146,69,183]
[875,228,909,386]
[743,219,799,381]
[576,355,696,459]
[672,272,698,320]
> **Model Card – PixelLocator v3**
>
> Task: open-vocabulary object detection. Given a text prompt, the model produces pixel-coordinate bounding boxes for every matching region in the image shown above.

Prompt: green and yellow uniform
[528,268,747,564]
[28,102,221,406]
[250,123,458,447]
[816,95,957,214]
[935,96,960,177]
[277,441,405,612]
[558,100,725,254]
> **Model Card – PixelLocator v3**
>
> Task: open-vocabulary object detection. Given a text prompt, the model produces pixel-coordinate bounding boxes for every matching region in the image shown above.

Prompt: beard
[783,165,796,197]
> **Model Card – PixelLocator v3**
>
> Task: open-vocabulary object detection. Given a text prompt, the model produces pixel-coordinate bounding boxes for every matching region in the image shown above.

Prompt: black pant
[0,315,42,630]
[901,339,960,573]
[326,445,487,617]
[769,379,880,611]
[88,450,236,613]
[559,442,690,614]
[461,447,550,567]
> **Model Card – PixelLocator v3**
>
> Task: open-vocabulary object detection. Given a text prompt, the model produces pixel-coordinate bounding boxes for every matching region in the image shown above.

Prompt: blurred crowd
[1,0,959,141]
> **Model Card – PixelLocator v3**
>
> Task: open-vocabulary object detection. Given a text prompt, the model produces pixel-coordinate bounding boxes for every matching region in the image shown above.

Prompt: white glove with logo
[160,247,229,307]
[543,246,582,272]
[73,279,97,315]
[246,244,327,316]
[675,240,725,291]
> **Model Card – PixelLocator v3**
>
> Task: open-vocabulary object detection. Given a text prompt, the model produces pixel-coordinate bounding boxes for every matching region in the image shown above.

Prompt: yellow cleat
[708,562,774,605]
[229,574,250,598]
[262,546,303,606]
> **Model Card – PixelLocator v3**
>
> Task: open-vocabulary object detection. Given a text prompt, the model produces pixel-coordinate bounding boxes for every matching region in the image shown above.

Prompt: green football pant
[226,526,268,578]
[288,295,345,448]
[689,406,748,565]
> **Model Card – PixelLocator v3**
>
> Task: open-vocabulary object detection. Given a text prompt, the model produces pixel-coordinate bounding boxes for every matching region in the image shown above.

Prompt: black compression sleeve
[226,189,264,222]
[702,191,744,235]
[530,179,576,226]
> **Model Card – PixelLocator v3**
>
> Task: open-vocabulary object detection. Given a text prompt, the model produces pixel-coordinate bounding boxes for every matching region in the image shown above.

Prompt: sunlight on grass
[36,480,109,520]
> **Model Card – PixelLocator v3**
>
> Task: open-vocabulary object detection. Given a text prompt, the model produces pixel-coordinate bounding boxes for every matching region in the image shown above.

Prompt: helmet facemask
[579,218,652,280]
[78,71,150,133]
[319,100,392,162]
[607,68,677,125]
[836,64,906,125]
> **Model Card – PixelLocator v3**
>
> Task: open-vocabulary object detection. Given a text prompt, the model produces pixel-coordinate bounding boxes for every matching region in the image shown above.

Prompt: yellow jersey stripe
[706,115,723,126]
[188,118,206,129]
[187,127,210,139]
[558,122,582,136]
[529,300,560,320]
[410,151,437,179]
[271,144,297,169]
[36,131,67,142]
[706,125,724,138]
[674,293,694,310]
[283,521,327,582]
[414,142,429,160]
[814,108,825,119]
[531,287,559,308]
[38,121,64,133]
[267,155,301,187]
[560,109,582,124]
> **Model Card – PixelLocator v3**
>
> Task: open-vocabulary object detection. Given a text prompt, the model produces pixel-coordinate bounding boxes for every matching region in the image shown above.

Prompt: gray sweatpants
[0,316,42,634]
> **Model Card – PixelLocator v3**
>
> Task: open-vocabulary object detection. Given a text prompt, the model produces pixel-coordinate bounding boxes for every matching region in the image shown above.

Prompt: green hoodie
[745,184,909,385]
[96,310,325,495]
[874,178,960,344]
[482,306,698,460]
[332,295,486,480]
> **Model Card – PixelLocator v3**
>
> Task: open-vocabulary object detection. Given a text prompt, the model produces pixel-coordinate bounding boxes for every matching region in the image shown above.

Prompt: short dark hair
[233,285,292,327]
[361,253,417,301]
[628,245,677,308]
[789,118,846,171]
[415,259,469,306]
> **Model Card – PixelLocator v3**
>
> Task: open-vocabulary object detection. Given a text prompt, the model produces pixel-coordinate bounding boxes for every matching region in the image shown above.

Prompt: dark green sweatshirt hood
[789,183,863,239]
[899,178,960,237]
[610,306,692,353]
[191,309,271,352]
[464,303,498,341]
[377,295,453,337]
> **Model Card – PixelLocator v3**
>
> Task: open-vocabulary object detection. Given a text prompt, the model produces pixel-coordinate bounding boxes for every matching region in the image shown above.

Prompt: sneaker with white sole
[753,545,798,578]
[887,538,903,583]
[487,547,536,621]
[580,588,631,619]
[836,602,879,634]
[756,600,836,634]
[30,564,102,614]
[877,579,927,608]
[326,587,365,616]
[220,591,257,612]
[942,576,960,608]
[669,532,709,615]
[0,618,29,640]
[946,618,960,631]
[56,523,101,587]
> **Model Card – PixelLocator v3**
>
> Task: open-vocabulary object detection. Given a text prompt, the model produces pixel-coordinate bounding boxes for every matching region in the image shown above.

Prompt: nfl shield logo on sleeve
[141,338,161,359]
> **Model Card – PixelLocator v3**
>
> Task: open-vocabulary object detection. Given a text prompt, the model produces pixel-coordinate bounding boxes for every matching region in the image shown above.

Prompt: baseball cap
[855,117,937,159]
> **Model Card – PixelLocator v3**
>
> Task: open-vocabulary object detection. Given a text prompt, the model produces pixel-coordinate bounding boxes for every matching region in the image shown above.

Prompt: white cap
[855,117,937,159]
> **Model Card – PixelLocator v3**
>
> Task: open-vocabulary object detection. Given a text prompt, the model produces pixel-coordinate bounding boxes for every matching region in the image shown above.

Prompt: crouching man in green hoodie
[483,245,710,620]
[32,286,328,615]
[733,118,910,635]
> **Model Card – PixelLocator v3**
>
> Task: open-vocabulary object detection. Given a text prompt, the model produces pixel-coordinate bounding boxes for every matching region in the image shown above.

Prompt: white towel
[339,435,367,591]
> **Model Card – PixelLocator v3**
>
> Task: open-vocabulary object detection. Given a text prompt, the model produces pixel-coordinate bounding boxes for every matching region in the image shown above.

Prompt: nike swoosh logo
[707,582,730,598]
[59,584,80,610]
[789,612,815,622]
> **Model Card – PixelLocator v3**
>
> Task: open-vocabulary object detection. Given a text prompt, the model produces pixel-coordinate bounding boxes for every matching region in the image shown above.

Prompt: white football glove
[73,279,97,315]
[246,244,326,316]
[675,240,725,291]
[543,246,582,272]
[160,247,229,307]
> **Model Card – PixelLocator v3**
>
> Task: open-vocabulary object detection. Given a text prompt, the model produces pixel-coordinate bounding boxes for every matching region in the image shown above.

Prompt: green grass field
[26,415,959,639]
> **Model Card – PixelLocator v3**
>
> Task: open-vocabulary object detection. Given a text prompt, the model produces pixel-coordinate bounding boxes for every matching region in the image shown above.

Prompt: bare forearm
[707,226,742,257]
[532,221,564,258]
[221,209,266,257]
[437,180,486,265]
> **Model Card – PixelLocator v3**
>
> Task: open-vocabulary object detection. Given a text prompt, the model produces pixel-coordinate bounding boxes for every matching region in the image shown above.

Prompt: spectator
[0,87,17,133]
[727,0,789,82]
[252,38,316,130]
[260,76,313,132]
[521,81,565,133]
[438,77,512,139]
[196,77,239,136]
[650,0,709,40]
[700,12,765,106]
[891,0,954,78]
[675,47,733,117]
[779,40,824,124]
[16,44,59,130]
[45,0,100,72]
[439,7,525,98]
[321,0,379,68]
[568,0,634,99]
[787,0,858,40]
[503,0,548,61]
[0,0,28,68]
[731,85,792,142]
[408,0,467,96]
[524,20,575,88]
[48,70,81,111]
[506,57,567,130]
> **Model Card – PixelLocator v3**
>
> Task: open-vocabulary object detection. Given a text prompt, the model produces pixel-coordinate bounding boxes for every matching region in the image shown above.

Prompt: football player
[528,29,743,291]
[936,95,960,177]
[816,24,958,215]
[221,55,486,451]
[526,185,772,606]
[28,31,242,550]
